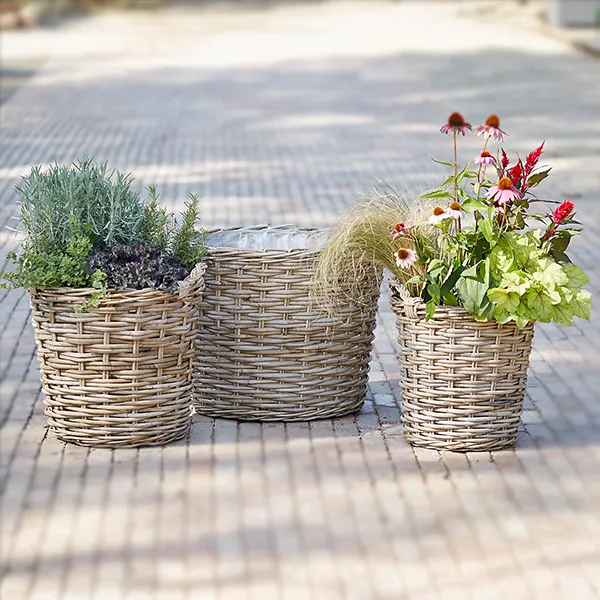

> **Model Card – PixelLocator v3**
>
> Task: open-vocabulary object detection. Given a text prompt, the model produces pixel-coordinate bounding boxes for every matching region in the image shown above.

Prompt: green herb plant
[1,159,206,303]
[141,187,206,270]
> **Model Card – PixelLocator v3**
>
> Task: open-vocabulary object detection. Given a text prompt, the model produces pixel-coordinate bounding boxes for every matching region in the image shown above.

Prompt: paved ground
[1,1,600,598]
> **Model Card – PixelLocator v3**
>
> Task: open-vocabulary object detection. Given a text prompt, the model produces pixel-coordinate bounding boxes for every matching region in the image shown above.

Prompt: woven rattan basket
[29,264,205,448]
[193,226,381,421]
[389,279,534,452]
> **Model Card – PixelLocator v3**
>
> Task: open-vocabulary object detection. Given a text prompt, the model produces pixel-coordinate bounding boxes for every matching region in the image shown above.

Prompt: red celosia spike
[501,149,510,170]
[508,160,523,184]
[552,200,575,224]
[525,141,545,176]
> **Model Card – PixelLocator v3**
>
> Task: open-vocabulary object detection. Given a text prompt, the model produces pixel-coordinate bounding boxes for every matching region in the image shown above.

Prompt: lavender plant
[1,159,206,296]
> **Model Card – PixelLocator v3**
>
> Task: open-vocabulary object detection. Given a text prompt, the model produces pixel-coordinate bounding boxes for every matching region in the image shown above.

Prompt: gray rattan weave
[193,226,381,421]
[29,265,205,448]
[389,279,534,452]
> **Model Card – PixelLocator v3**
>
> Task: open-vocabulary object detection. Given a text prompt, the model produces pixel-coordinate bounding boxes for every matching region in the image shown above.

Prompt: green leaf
[549,230,576,256]
[562,263,590,288]
[455,259,494,317]
[532,258,568,288]
[441,264,463,294]
[489,240,515,273]
[455,162,474,184]
[405,275,423,285]
[488,288,520,313]
[500,271,530,295]
[428,283,441,304]
[550,250,571,263]
[571,289,592,320]
[432,158,455,168]
[510,231,544,269]
[493,308,514,325]
[425,299,437,320]
[526,289,555,322]
[474,303,495,322]
[514,314,531,329]
[461,197,488,213]
[442,291,458,306]
[479,218,495,244]
[525,168,551,188]
[418,189,453,200]
[552,304,574,327]
[427,259,447,280]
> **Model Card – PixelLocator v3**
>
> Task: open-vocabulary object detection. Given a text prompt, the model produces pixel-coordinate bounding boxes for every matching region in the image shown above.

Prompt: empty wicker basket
[193,226,381,421]
[29,265,205,448]
[390,279,534,452]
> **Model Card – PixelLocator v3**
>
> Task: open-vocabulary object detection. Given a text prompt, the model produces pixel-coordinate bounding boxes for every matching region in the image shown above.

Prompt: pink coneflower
[394,248,418,269]
[487,176,521,206]
[476,114,506,141]
[428,206,451,224]
[390,221,412,239]
[445,201,464,220]
[440,112,472,136]
[474,150,496,165]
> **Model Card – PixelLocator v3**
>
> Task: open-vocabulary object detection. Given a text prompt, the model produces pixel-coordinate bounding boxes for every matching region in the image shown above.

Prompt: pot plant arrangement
[1,158,206,448]
[314,113,591,451]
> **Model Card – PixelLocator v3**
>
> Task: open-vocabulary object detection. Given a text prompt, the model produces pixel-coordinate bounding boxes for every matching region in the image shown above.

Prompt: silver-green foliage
[16,157,145,254]
[2,158,205,292]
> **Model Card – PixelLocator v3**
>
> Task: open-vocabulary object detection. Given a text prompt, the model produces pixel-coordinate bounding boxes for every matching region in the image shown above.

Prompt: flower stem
[453,130,458,203]
[475,136,490,199]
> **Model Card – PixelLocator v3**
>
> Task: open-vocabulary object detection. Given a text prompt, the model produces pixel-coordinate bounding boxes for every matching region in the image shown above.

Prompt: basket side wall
[29,287,198,448]
[194,250,381,421]
[390,290,534,452]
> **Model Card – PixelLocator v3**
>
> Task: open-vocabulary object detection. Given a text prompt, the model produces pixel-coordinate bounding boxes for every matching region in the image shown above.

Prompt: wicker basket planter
[29,265,205,448]
[193,226,381,421]
[389,279,534,452]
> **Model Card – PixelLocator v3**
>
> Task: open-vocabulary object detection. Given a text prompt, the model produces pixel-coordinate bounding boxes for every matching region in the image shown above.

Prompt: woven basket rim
[389,277,460,311]
[205,224,325,256]
[29,262,206,302]
[30,286,176,296]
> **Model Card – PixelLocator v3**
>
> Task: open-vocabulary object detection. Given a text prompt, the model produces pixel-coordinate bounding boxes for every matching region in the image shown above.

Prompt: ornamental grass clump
[1,159,206,300]
[315,113,591,327]
[312,185,439,306]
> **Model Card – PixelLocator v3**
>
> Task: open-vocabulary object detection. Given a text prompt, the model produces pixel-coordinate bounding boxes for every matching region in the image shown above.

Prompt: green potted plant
[314,113,591,451]
[1,158,206,448]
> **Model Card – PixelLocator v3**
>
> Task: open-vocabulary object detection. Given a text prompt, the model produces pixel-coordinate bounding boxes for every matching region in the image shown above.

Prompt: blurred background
[2,0,600,227]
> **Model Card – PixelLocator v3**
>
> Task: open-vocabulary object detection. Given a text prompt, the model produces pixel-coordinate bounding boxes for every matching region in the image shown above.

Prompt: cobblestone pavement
[1,2,600,598]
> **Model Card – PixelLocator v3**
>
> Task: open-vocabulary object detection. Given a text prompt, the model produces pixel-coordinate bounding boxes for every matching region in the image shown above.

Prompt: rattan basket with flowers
[315,113,591,451]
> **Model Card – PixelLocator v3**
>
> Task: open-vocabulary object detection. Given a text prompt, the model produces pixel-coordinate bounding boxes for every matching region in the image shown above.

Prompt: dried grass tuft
[312,184,442,307]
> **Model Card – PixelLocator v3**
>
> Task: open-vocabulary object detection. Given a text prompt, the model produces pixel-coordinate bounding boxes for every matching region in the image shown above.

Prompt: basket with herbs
[1,158,206,448]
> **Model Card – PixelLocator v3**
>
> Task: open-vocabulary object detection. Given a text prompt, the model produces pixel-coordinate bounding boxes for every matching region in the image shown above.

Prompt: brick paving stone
[1,1,600,598]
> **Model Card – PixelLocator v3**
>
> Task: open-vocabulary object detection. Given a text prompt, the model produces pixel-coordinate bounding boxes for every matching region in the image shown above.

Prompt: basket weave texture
[389,279,534,452]
[29,264,205,448]
[193,226,381,421]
